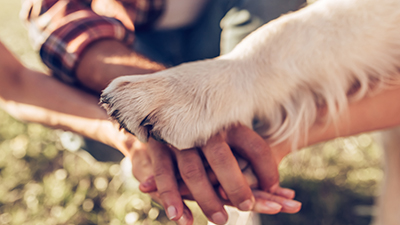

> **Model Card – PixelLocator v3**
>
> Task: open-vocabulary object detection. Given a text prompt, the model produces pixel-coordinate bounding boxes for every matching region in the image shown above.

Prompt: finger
[206,168,218,185]
[236,154,297,200]
[218,190,282,215]
[175,147,229,225]
[148,138,184,221]
[177,167,219,196]
[177,180,192,196]
[218,186,228,200]
[253,190,302,214]
[131,147,154,181]
[202,133,255,212]
[139,176,157,193]
[253,198,282,214]
[140,170,219,197]
[177,203,194,225]
[274,186,296,199]
[241,162,259,189]
[131,146,158,193]
[227,125,279,192]
[149,191,194,225]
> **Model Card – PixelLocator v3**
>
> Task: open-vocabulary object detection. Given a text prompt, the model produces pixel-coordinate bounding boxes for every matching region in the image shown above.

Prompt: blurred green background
[0,0,383,224]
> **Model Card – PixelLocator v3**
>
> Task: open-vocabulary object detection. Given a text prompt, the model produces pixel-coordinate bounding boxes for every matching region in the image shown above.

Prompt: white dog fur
[102,0,400,151]
[101,1,400,224]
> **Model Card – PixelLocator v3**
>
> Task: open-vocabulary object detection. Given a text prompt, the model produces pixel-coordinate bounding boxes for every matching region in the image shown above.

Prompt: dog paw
[101,59,256,149]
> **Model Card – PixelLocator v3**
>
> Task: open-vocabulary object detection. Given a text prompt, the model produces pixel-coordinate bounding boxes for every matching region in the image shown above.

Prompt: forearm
[1,68,104,140]
[272,86,400,162]
[76,40,166,93]
[0,75,135,156]
[308,87,400,145]
[0,51,133,156]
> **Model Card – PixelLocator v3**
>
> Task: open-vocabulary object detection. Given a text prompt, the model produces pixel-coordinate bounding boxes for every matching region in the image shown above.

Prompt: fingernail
[263,201,282,211]
[167,205,178,220]
[238,199,254,211]
[177,210,190,225]
[211,212,227,224]
[283,200,302,209]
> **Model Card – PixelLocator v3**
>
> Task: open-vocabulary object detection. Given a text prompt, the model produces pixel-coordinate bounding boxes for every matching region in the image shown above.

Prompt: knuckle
[153,164,173,179]
[198,199,223,215]
[224,183,250,200]
[158,189,177,199]
[207,144,231,166]
[180,163,205,181]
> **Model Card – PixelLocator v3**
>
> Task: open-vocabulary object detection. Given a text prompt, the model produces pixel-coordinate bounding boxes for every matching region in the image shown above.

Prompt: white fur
[102,0,400,151]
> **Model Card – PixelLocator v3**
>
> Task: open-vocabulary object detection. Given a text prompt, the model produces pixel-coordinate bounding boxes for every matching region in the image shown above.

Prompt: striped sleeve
[21,0,135,85]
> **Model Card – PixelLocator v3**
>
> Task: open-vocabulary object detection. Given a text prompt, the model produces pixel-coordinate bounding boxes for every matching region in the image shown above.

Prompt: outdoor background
[0,0,384,224]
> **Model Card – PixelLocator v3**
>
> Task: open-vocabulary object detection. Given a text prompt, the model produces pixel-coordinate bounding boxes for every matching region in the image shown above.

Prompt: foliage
[0,110,177,225]
[263,135,382,225]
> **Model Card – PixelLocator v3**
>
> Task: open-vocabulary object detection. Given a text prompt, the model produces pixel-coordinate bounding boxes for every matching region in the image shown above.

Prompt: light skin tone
[19,0,398,222]
[140,80,400,223]
[0,40,298,224]
[74,38,400,224]
[0,41,135,158]
[4,37,400,223]
[74,4,298,221]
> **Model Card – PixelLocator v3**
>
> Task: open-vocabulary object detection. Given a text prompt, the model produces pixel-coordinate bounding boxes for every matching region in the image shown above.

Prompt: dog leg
[102,0,400,150]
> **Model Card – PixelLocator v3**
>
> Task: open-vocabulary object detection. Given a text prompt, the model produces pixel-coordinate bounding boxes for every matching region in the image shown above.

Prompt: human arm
[271,85,400,163]
[21,0,166,93]
[0,39,199,225]
[21,0,265,219]
[0,41,136,155]
[140,83,400,222]
[21,0,298,220]
[1,36,285,224]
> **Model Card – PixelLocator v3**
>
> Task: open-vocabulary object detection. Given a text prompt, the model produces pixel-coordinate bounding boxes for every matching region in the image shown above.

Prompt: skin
[21,0,400,222]
[5,35,400,223]
[74,38,400,223]
[0,41,134,158]
[0,40,297,224]
[140,81,400,223]
[74,39,301,222]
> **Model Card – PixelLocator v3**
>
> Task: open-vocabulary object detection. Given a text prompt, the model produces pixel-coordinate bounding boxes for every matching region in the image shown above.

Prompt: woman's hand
[137,125,301,225]
[0,41,300,224]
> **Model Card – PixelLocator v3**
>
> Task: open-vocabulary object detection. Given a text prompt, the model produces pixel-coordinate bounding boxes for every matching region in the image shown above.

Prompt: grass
[0,0,383,224]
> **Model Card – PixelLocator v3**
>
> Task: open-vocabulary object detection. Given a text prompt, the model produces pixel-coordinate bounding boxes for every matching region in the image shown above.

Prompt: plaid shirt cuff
[40,15,134,85]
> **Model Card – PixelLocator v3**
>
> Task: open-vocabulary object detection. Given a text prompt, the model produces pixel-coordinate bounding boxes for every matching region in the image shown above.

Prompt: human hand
[138,125,301,225]
[128,139,195,225]
[91,0,136,30]
[0,40,193,223]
